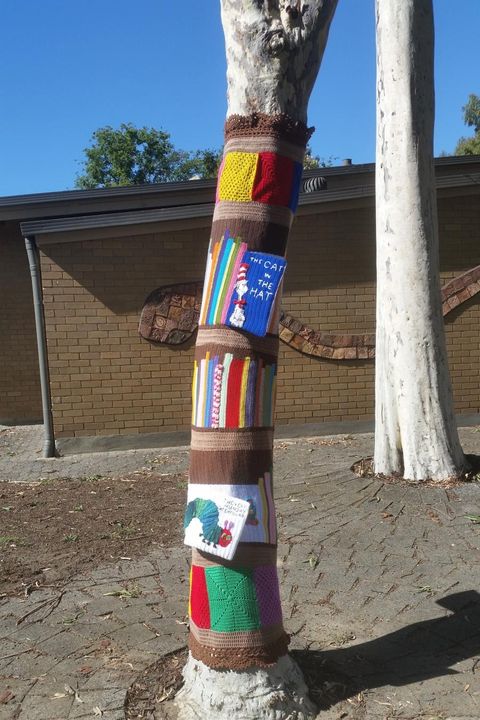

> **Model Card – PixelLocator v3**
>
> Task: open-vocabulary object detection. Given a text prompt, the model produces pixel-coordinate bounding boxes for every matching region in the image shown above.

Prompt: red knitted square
[252,152,295,207]
[190,565,211,629]
[225,358,244,427]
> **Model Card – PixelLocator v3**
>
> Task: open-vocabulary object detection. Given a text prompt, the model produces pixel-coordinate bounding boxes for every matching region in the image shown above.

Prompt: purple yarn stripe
[245,360,257,427]
[254,565,282,627]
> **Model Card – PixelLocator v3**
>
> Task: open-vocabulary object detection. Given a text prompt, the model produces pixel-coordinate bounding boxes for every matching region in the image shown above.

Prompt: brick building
[1,157,479,453]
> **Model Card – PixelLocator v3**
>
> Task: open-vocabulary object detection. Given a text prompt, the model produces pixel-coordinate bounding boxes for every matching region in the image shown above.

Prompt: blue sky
[1,0,478,197]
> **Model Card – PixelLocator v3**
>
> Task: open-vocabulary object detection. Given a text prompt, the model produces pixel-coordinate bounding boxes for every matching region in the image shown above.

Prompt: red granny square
[252,152,295,207]
[190,565,211,629]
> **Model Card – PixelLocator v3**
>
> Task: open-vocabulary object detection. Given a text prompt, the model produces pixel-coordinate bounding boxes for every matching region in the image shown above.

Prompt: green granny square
[205,566,260,632]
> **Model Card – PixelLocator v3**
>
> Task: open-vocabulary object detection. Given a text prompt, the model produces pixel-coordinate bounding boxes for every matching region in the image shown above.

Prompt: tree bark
[374,0,466,481]
[176,2,338,718]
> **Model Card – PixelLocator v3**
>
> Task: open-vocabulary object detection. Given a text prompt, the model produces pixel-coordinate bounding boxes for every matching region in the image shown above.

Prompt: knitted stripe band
[191,428,274,451]
[224,137,305,163]
[189,629,290,671]
[190,622,285,648]
[190,448,273,485]
[211,218,289,256]
[196,327,279,358]
[192,545,276,567]
[213,201,293,228]
[186,113,308,671]
[224,113,313,145]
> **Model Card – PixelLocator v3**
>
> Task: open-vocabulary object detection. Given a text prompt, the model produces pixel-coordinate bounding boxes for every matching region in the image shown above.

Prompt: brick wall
[278,207,376,424]
[440,195,480,416]
[40,230,209,438]
[37,192,479,439]
[0,222,42,423]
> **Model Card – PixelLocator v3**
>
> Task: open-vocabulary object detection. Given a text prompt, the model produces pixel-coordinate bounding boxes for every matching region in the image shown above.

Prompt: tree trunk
[176,2,338,718]
[374,0,466,482]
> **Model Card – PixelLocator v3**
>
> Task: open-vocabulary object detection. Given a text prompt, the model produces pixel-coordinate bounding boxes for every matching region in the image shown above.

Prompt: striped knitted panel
[216,150,302,210]
[187,113,308,671]
[192,353,277,429]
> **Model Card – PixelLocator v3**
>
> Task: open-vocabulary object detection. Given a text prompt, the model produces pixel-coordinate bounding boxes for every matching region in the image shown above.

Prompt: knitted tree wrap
[224,113,313,145]
[216,150,303,210]
[187,113,306,670]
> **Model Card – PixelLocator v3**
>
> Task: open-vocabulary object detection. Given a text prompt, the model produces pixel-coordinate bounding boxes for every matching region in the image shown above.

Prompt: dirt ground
[0,470,186,598]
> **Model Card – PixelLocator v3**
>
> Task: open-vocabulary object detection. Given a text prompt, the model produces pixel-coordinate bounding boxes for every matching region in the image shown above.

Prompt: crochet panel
[217,150,303,210]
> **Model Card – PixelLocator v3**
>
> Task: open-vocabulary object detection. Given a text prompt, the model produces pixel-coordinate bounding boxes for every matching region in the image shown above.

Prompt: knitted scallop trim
[225,113,313,146]
[189,630,290,670]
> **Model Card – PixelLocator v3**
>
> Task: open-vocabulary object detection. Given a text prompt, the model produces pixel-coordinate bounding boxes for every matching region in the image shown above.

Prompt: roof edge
[21,170,480,238]
[4,154,479,217]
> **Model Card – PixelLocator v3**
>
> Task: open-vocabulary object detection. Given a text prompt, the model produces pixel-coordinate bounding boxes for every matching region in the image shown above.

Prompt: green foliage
[188,149,223,179]
[454,94,480,156]
[455,135,480,156]
[76,124,340,188]
[75,123,221,189]
[463,94,480,133]
[303,145,335,169]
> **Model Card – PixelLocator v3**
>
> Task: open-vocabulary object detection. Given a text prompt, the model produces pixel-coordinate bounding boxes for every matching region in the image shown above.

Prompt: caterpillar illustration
[184,498,234,548]
[246,498,259,526]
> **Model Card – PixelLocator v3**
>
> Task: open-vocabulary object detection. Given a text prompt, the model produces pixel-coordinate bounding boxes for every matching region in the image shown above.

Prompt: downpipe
[24,236,56,458]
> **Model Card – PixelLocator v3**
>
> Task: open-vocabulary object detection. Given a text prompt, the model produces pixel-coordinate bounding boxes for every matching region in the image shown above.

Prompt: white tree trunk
[374,0,465,481]
[222,0,338,122]
[176,2,338,718]
[176,654,317,720]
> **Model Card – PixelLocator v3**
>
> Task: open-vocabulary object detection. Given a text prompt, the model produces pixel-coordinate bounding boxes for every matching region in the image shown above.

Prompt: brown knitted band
[225,113,313,146]
[196,327,279,357]
[213,201,293,228]
[211,218,289,256]
[190,621,284,648]
[224,136,305,163]
[194,344,277,365]
[193,545,276,568]
[191,427,273,451]
[189,629,290,671]
[190,448,272,485]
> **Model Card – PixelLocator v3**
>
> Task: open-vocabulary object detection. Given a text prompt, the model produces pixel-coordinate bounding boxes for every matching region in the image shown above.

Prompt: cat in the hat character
[229,263,249,328]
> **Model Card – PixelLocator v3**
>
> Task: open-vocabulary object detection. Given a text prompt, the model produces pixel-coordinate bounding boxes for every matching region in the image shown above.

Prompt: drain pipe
[24,236,56,458]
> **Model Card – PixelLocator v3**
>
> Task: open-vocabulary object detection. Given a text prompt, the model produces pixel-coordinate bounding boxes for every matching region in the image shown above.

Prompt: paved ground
[1,425,480,719]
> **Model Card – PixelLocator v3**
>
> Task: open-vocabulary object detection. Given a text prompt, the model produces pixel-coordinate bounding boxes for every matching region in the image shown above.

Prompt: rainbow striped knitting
[187,113,310,670]
[192,354,276,429]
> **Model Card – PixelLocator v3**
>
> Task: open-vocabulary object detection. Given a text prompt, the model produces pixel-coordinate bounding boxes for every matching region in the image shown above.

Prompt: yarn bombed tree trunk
[176,2,338,719]
[187,114,309,672]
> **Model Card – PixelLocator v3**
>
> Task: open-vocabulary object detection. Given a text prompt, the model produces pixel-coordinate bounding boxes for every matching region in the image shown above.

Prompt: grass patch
[64,533,79,543]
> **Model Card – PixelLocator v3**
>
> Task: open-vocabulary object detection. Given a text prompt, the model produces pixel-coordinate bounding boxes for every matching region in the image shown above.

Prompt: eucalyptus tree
[455,93,480,155]
[374,0,466,481]
[176,1,338,718]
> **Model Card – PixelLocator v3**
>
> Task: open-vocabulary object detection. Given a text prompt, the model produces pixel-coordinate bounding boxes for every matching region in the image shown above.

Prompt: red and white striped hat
[237,263,249,282]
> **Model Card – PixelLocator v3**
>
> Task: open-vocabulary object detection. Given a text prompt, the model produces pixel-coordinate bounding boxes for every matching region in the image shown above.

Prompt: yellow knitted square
[217,152,258,203]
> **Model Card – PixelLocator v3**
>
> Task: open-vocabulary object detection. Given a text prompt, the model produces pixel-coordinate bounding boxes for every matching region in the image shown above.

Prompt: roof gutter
[20,171,480,240]
[24,236,56,458]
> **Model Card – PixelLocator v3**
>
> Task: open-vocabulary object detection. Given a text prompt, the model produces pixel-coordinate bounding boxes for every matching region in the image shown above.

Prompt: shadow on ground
[294,590,480,711]
[124,591,480,718]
